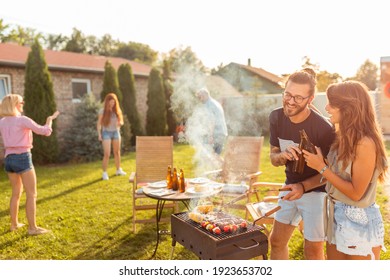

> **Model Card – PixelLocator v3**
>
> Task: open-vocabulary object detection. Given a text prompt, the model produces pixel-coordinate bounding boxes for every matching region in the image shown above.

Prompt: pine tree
[100,60,122,102]
[162,60,176,137]
[118,63,143,145]
[61,94,102,162]
[23,40,59,163]
[146,68,167,135]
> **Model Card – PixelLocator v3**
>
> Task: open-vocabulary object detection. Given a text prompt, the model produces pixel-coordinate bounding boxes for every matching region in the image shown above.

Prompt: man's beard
[283,101,307,117]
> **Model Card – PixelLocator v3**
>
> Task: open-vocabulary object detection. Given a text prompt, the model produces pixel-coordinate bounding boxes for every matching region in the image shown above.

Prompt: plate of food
[189,177,210,184]
[148,180,167,188]
[186,185,212,194]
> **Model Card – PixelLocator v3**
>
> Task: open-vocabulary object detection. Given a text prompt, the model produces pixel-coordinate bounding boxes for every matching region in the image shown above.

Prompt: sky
[1,0,390,78]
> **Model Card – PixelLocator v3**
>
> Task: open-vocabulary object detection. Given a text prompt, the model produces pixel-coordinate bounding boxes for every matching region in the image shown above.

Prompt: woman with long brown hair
[97,93,126,180]
[303,81,387,259]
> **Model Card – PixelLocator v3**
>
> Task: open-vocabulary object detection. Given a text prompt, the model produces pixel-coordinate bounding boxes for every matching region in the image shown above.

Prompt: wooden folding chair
[129,136,178,232]
[246,182,304,237]
[204,136,264,219]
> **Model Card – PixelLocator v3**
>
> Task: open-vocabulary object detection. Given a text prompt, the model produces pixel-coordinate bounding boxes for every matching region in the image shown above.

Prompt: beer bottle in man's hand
[293,129,317,174]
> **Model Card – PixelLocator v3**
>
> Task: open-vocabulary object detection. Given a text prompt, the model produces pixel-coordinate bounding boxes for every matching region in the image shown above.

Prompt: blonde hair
[0,94,22,117]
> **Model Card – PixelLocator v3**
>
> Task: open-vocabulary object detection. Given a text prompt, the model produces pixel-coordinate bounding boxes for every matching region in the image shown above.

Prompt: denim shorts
[329,202,386,257]
[4,152,33,174]
[275,191,327,242]
[102,129,120,140]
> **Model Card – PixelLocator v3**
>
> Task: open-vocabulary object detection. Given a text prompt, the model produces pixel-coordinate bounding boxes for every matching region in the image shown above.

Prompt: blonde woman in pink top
[0,94,59,235]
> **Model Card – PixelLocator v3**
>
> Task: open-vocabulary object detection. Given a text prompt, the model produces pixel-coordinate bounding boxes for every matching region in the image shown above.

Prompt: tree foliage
[317,70,342,92]
[45,33,67,51]
[1,19,157,65]
[349,59,378,90]
[302,56,342,91]
[118,63,143,145]
[96,34,117,56]
[115,42,157,65]
[23,40,59,163]
[100,60,122,102]
[0,21,42,46]
[61,94,102,162]
[63,28,87,53]
[146,68,167,136]
[165,45,206,73]
[0,19,12,42]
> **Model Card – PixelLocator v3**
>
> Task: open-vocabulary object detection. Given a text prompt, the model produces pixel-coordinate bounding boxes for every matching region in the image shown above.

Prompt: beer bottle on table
[179,169,186,193]
[166,165,173,189]
[172,167,179,191]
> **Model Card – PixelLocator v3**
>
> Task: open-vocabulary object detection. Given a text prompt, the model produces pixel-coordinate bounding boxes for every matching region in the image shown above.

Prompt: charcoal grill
[171,212,268,260]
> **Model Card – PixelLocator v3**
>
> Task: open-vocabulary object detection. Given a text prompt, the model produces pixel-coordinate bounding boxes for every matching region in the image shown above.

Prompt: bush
[61,94,102,162]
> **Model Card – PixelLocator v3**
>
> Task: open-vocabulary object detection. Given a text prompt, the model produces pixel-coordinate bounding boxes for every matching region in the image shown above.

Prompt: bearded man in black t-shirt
[268,68,335,260]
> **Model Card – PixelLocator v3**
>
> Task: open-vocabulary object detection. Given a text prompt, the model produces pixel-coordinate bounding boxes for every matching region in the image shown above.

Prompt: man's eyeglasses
[282,92,310,104]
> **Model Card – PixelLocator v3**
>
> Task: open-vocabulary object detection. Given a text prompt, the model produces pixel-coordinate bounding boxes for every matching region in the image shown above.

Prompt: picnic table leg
[150,199,166,259]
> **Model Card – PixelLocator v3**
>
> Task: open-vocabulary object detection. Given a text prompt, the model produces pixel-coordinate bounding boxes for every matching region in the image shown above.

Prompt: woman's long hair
[101,93,123,127]
[326,81,388,182]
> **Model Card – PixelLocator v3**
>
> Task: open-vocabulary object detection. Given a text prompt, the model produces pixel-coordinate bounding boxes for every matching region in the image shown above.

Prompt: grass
[0,139,389,260]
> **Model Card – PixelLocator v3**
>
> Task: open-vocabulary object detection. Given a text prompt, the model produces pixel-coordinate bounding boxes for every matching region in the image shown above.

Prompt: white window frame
[71,78,91,103]
[0,74,12,99]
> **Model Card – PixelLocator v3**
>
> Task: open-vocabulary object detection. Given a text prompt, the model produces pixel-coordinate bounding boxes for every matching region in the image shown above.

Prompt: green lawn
[0,140,388,260]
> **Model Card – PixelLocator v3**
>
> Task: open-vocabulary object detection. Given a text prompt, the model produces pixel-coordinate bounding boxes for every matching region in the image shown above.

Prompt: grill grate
[175,211,262,241]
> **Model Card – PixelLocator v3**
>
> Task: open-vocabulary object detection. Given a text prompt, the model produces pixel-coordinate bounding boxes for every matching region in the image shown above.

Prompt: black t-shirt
[269,107,335,191]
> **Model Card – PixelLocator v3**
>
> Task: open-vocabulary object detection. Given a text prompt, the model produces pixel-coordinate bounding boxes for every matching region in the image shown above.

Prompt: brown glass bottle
[293,129,317,174]
[172,167,179,191]
[166,165,172,189]
[301,129,317,154]
[179,168,186,193]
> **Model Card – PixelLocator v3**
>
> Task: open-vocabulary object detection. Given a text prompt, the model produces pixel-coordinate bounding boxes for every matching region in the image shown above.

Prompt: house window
[72,78,91,102]
[0,74,11,100]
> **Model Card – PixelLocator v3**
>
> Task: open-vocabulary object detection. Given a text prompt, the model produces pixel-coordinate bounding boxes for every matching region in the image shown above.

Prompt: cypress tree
[146,68,167,136]
[162,60,176,137]
[118,63,143,145]
[100,60,122,103]
[23,40,59,163]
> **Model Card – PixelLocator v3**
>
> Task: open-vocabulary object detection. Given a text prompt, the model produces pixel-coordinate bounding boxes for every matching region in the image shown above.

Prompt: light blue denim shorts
[329,201,386,257]
[275,191,327,242]
[102,129,120,140]
[4,152,33,174]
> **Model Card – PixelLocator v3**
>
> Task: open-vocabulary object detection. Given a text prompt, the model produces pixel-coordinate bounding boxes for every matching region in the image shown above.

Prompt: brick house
[217,60,284,94]
[0,42,152,160]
